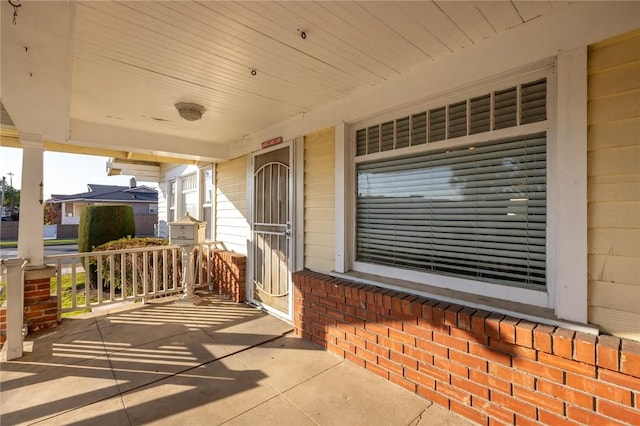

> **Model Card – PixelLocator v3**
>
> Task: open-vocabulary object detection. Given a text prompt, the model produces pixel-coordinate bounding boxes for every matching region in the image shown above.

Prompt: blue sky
[0,147,157,200]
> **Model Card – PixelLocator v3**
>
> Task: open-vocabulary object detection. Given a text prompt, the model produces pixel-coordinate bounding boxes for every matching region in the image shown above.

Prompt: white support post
[175,245,203,305]
[18,133,46,267]
[553,47,588,323]
[1,258,27,361]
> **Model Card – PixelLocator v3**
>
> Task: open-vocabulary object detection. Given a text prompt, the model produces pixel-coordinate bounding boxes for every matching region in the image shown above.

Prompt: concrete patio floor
[1,293,472,426]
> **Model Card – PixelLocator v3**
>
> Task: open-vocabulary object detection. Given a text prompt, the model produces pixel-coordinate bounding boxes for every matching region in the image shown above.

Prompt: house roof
[47,184,158,204]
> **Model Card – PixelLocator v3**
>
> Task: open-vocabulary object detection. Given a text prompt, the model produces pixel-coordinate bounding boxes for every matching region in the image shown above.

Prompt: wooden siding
[304,128,335,272]
[587,29,640,340]
[216,156,248,254]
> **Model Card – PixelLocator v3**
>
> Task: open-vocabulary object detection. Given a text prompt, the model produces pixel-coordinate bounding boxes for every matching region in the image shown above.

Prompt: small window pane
[521,79,547,124]
[494,87,517,130]
[381,121,394,152]
[396,117,410,149]
[470,94,491,134]
[183,191,198,218]
[203,169,213,204]
[429,107,446,142]
[356,129,367,156]
[448,101,467,138]
[411,112,427,146]
[367,125,380,154]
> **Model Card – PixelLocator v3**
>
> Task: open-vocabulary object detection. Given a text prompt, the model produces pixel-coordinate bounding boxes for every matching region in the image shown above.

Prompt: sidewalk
[0,293,473,425]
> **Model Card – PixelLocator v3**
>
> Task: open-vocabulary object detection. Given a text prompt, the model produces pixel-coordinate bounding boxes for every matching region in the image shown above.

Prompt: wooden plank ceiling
[2,1,570,162]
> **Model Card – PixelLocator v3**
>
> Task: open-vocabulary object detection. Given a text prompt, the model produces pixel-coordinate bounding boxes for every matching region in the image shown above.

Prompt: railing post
[1,257,28,361]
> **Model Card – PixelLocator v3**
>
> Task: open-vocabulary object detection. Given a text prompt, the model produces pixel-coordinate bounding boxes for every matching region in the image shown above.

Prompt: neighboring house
[46,180,158,236]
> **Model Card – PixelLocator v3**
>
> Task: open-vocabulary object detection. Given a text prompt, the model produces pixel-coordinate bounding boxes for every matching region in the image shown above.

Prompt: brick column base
[211,251,246,303]
[23,266,58,334]
[0,307,7,344]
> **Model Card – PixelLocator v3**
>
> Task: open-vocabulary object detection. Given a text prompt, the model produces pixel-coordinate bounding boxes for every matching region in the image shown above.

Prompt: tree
[43,203,60,225]
[1,182,20,220]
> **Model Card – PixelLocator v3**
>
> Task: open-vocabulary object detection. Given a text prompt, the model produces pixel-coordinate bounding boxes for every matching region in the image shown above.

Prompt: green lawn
[0,239,78,248]
[50,272,93,317]
[1,271,91,317]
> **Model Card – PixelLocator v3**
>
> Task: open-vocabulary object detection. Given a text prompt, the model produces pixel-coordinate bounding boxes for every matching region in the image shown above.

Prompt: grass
[50,272,93,317]
[1,272,91,317]
[0,239,78,248]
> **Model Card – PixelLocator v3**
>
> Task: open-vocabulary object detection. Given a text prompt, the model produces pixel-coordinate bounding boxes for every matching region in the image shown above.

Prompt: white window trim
[335,53,588,325]
[201,165,214,240]
[168,179,177,222]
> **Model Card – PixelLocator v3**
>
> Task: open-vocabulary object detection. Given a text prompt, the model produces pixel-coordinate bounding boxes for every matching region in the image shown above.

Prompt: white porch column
[18,133,45,267]
[0,258,27,361]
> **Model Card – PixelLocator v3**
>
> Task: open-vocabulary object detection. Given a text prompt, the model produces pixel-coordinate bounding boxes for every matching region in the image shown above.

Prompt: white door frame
[247,139,298,321]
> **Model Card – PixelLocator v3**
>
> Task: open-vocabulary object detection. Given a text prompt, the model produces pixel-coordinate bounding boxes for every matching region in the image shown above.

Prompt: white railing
[44,241,227,315]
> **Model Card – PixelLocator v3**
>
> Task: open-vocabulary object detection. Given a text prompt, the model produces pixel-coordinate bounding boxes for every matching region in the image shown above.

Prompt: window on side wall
[181,173,198,218]
[350,70,552,307]
[168,180,177,222]
[202,167,214,240]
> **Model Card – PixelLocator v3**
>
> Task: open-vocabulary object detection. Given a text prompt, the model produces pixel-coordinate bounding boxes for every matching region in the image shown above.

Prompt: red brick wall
[0,271,59,345]
[0,306,6,344]
[293,271,640,426]
[209,251,246,303]
[23,276,58,333]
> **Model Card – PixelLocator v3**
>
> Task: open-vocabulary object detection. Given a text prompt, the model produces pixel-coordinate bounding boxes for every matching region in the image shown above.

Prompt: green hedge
[78,204,135,253]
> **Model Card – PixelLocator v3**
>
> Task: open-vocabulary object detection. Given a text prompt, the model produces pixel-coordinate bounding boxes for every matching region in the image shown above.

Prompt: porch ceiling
[1,1,570,164]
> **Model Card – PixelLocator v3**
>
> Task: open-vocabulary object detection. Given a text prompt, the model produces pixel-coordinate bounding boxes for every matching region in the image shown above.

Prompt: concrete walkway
[1,293,472,426]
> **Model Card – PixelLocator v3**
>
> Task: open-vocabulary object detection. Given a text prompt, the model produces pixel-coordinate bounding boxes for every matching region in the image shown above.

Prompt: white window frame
[168,179,177,222]
[201,165,214,240]
[335,52,587,324]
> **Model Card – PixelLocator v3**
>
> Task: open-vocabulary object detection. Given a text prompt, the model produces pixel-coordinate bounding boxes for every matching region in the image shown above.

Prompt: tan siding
[587,29,640,341]
[304,127,335,273]
[216,156,248,254]
[588,117,640,151]
[589,176,640,202]
[588,30,640,74]
[588,145,640,177]
[589,307,640,341]
[588,60,640,99]
[589,228,640,258]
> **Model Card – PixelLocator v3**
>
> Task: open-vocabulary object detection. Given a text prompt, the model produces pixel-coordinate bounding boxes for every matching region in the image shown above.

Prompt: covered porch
[0,293,469,426]
[2,2,640,425]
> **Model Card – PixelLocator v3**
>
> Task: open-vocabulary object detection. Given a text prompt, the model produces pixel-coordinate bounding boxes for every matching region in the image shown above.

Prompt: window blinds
[356,132,547,288]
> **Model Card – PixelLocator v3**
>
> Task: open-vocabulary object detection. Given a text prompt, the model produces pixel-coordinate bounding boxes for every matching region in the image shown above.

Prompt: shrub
[92,237,181,295]
[78,204,135,288]
[78,204,135,253]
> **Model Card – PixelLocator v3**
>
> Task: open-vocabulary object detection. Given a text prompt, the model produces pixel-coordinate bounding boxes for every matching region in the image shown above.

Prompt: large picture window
[340,57,587,321]
[351,75,551,292]
[356,132,546,288]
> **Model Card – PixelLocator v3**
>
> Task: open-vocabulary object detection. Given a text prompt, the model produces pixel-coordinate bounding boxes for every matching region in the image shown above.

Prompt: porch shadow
[0,293,303,425]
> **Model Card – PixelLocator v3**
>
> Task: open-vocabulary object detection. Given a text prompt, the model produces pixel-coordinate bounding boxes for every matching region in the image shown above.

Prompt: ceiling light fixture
[175,102,205,121]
